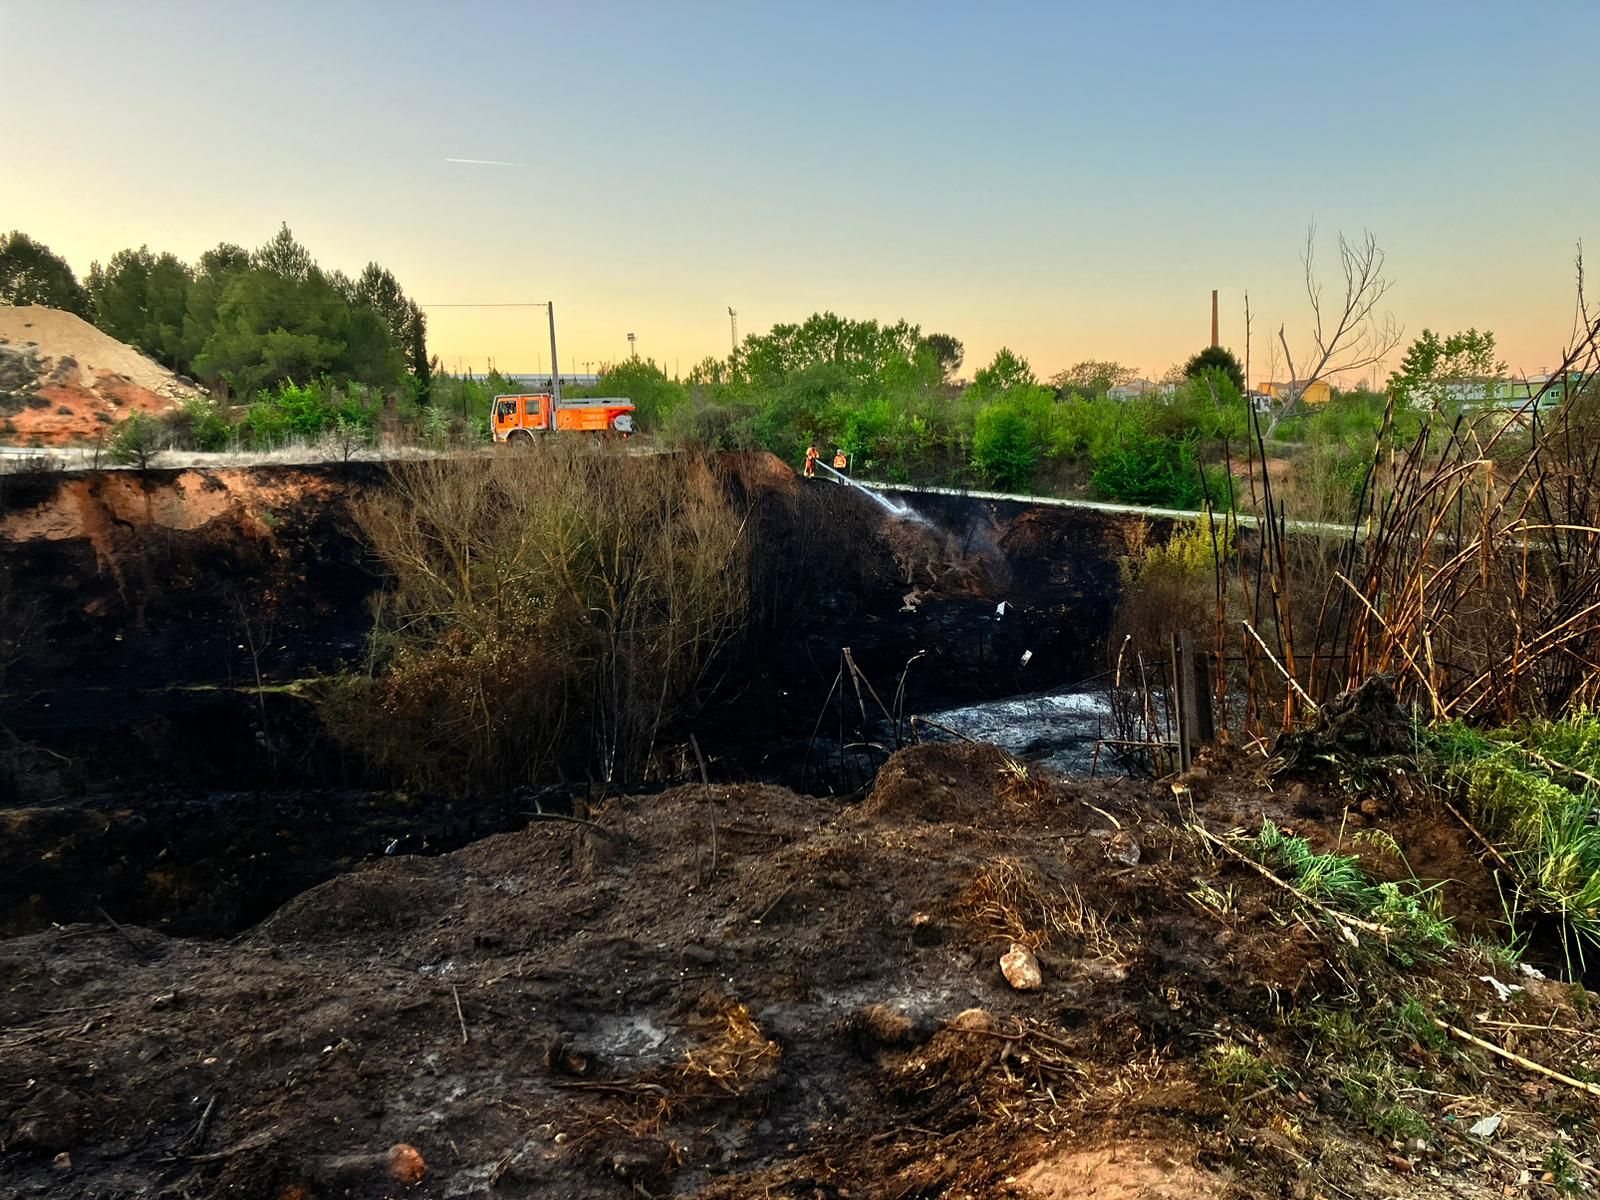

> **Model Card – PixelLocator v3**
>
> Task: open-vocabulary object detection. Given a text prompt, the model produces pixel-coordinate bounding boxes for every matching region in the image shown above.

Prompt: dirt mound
[2,742,1593,1198]
[0,305,199,445]
[858,740,1031,821]
[1273,673,1415,773]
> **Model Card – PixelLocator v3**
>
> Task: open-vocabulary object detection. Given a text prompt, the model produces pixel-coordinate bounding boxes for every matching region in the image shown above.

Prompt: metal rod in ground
[1172,632,1191,772]
[94,904,150,960]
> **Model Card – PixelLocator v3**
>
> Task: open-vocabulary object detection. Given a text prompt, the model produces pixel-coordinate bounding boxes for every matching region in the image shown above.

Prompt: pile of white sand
[0,305,198,400]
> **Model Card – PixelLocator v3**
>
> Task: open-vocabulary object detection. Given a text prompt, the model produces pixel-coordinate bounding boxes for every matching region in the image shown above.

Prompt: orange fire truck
[491,393,636,443]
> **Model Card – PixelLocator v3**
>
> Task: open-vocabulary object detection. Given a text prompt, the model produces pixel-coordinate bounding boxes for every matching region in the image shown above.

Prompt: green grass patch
[1251,820,1455,959]
[1204,1040,1281,1092]
[1428,718,1600,973]
[1291,999,1439,1143]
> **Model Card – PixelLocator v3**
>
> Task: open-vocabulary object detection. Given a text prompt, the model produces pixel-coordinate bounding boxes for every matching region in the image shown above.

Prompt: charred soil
[0,456,1146,937]
[2,743,1595,1199]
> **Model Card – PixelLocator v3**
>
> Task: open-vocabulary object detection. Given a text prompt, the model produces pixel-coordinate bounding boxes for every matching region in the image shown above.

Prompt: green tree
[354,264,411,353]
[144,253,194,369]
[579,358,687,430]
[1090,430,1201,507]
[181,243,251,374]
[1050,360,1136,397]
[970,347,1037,397]
[193,268,341,394]
[253,223,314,282]
[192,227,405,395]
[0,231,91,316]
[87,246,193,368]
[87,249,149,344]
[354,264,430,395]
[1387,328,1502,410]
[972,400,1036,489]
[406,302,430,398]
[1183,345,1245,393]
[733,312,926,390]
[342,302,407,387]
[920,332,964,379]
[107,411,164,469]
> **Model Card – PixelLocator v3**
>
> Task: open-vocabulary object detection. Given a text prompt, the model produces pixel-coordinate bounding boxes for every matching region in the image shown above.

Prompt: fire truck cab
[492,393,636,443]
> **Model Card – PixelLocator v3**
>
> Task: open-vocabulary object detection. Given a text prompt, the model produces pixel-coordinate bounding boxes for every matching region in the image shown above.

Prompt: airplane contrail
[444,157,522,167]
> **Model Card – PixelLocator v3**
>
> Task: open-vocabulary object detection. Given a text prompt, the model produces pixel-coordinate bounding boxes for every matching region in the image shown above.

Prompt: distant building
[1521,372,1586,407]
[1258,379,1333,407]
[1107,379,1178,401]
[1402,373,1585,410]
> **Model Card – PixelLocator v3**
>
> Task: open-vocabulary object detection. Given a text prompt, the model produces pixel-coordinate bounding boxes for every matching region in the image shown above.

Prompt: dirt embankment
[0,457,1147,796]
[0,305,200,445]
[0,464,384,799]
[0,455,1151,939]
[1,742,1591,1199]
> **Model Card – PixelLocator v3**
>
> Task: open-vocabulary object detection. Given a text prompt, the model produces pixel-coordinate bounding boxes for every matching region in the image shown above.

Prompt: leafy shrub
[665,397,758,451]
[163,396,234,451]
[244,379,377,448]
[107,410,164,469]
[1112,517,1231,660]
[418,405,450,447]
[569,358,686,431]
[1091,430,1203,507]
[972,399,1037,489]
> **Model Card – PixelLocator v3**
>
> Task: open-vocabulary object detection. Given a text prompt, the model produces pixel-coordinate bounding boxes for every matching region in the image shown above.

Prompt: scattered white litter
[1468,1114,1503,1139]
[1478,975,1523,1002]
[1019,649,1033,667]
[1519,961,1547,980]
[995,601,1008,619]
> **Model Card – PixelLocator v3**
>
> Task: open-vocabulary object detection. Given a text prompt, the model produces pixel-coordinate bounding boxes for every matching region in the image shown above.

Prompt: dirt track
[3,743,1594,1199]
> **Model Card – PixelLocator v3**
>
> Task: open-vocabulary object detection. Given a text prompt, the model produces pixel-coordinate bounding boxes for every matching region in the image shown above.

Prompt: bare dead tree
[1267,225,1403,437]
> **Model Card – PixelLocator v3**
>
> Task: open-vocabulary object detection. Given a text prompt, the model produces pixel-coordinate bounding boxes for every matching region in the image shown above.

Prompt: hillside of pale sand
[0,305,199,446]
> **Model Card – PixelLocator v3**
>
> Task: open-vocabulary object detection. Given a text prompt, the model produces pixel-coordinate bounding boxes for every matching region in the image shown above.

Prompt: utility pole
[728,306,738,353]
[627,332,637,360]
[546,301,562,410]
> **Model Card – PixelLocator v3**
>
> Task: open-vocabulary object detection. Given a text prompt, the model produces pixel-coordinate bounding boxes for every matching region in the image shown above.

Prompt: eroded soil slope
[0,456,1142,800]
[3,743,1594,1199]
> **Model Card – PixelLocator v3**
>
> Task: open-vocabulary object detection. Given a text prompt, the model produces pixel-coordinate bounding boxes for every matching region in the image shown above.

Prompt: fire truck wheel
[507,429,534,446]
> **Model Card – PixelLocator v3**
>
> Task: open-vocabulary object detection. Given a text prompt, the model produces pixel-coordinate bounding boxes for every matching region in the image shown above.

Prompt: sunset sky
[3,0,1596,383]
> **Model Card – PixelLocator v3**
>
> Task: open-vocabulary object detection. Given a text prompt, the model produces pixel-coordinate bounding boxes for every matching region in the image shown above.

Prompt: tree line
[0,226,430,400]
[569,311,1251,508]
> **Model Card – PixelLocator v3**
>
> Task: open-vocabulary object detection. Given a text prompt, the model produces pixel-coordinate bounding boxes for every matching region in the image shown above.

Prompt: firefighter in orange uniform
[832,450,848,472]
[804,443,820,478]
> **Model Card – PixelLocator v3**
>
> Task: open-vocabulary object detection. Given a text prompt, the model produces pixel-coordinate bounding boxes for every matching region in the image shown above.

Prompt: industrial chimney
[1211,290,1219,348]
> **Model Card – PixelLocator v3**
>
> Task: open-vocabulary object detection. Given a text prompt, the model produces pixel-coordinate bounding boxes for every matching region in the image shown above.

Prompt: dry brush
[327,445,750,791]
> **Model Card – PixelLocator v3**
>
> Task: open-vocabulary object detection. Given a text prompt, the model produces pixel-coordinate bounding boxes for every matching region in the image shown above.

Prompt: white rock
[1107,830,1142,866]
[1000,942,1043,990]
